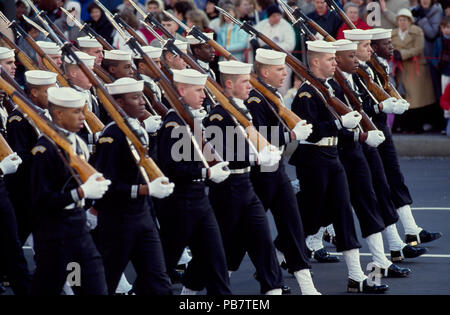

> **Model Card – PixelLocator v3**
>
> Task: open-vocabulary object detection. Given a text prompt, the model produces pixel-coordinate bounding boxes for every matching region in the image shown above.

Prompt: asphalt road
[5,157,450,295]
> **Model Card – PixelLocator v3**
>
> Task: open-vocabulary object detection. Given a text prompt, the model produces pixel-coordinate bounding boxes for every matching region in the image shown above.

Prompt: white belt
[230,167,251,174]
[64,200,85,210]
[300,137,338,147]
[192,179,205,183]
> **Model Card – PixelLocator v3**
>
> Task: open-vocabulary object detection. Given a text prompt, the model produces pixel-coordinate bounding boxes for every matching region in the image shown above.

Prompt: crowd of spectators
[2,0,450,135]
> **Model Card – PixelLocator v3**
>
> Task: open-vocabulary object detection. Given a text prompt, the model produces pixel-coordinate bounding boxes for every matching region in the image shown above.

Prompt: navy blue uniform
[6,110,38,244]
[289,80,361,252]
[203,104,283,293]
[358,64,413,209]
[30,136,107,295]
[156,110,232,295]
[245,87,312,273]
[93,122,172,295]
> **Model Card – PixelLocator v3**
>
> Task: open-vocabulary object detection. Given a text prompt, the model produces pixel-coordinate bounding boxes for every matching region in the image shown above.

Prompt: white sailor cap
[105,77,144,95]
[47,86,86,108]
[77,36,102,48]
[255,48,286,66]
[63,51,96,68]
[306,40,336,53]
[343,29,373,41]
[104,49,132,61]
[218,60,252,74]
[36,41,61,55]
[367,28,392,41]
[25,70,57,85]
[165,39,188,52]
[186,32,214,45]
[173,69,208,85]
[332,39,358,51]
[133,46,163,59]
[0,47,14,60]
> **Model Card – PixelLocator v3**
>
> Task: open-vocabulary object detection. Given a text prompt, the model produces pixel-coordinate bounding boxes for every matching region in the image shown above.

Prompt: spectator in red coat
[336,3,371,40]
[441,82,450,136]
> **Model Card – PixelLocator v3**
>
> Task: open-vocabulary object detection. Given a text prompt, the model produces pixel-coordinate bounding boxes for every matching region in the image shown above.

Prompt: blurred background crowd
[1,0,450,135]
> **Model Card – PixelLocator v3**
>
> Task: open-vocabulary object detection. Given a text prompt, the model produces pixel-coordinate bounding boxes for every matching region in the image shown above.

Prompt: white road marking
[412,207,450,211]
[329,252,450,258]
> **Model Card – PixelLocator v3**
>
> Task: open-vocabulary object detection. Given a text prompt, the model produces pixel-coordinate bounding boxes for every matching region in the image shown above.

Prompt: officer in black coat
[289,40,388,293]
[203,60,287,295]
[156,69,232,295]
[365,29,442,246]
[93,77,173,295]
[6,70,56,245]
[330,39,412,277]
[240,50,321,294]
[30,86,110,295]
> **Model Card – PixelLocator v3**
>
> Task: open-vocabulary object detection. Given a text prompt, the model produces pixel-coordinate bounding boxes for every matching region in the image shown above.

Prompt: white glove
[190,108,207,120]
[379,97,397,114]
[80,173,111,199]
[143,115,162,133]
[292,120,313,141]
[257,145,281,167]
[0,152,22,175]
[85,209,98,230]
[341,111,362,129]
[148,176,174,199]
[392,99,410,115]
[365,130,386,147]
[208,161,230,183]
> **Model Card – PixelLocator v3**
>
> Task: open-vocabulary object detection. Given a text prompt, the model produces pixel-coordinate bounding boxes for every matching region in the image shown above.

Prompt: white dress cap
[104,49,132,61]
[0,47,14,60]
[396,8,413,21]
[134,46,163,59]
[164,39,188,52]
[218,60,253,74]
[367,28,392,41]
[105,77,144,95]
[48,86,86,108]
[343,29,373,41]
[186,32,214,45]
[36,41,61,55]
[63,51,96,68]
[255,48,286,66]
[306,40,337,53]
[77,36,102,48]
[172,69,208,85]
[333,39,358,51]
[25,70,58,85]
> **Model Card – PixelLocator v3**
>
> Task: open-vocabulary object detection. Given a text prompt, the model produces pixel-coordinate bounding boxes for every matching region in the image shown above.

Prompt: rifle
[0,66,100,182]
[323,0,402,99]
[210,8,350,121]
[0,30,39,71]
[95,0,225,166]
[60,7,114,51]
[278,1,376,134]
[286,4,392,103]
[0,133,13,162]
[62,42,166,181]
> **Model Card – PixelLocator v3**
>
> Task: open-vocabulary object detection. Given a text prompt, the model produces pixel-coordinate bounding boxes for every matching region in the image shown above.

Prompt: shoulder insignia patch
[8,115,22,123]
[209,114,223,122]
[165,121,180,129]
[98,137,114,144]
[31,145,46,155]
[247,96,261,103]
[298,92,312,99]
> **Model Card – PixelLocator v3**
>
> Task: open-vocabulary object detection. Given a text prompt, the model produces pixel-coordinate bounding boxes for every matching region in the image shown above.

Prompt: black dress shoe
[380,264,411,278]
[280,261,288,270]
[309,248,340,263]
[0,283,5,295]
[170,269,185,284]
[347,279,388,294]
[323,231,337,246]
[391,244,427,262]
[282,285,291,295]
[405,230,443,246]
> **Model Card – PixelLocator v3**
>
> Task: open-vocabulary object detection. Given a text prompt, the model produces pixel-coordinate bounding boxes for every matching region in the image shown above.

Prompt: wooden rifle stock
[0,133,13,161]
[0,72,98,182]
[61,42,165,180]
[0,31,39,70]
